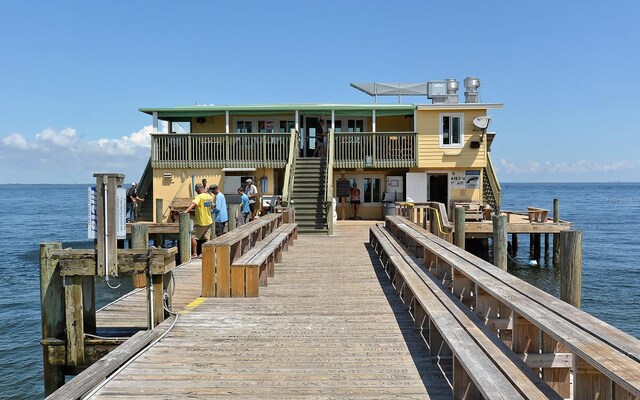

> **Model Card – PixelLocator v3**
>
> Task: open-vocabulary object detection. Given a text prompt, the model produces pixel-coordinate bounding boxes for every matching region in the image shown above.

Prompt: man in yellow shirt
[181,183,213,259]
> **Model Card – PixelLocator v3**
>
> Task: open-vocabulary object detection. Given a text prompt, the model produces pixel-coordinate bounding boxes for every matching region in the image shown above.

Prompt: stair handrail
[282,128,299,206]
[325,128,335,235]
[485,152,502,210]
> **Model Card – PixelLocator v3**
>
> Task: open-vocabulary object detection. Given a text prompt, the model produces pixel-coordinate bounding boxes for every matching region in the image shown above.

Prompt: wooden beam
[64,276,84,366]
[40,242,65,396]
[46,317,174,399]
[51,248,177,276]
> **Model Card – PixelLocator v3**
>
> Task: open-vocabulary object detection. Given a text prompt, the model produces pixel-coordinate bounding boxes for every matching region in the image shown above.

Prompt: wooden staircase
[291,158,327,234]
[482,153,501,212]
[135,159,154,221]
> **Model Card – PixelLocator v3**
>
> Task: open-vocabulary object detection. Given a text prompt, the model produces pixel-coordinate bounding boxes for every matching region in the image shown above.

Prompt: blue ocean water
[0,183,638,398]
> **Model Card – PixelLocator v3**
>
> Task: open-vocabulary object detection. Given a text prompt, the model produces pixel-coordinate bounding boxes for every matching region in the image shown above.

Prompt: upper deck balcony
[151,131,418,170]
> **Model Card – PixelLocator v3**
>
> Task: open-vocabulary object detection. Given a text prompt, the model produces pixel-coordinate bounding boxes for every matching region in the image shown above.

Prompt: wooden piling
[544,233,550,261]
[553,198,560,266]
[454,207,465,250]
[511,234,518,255]
[131,223,148,288]
[533,233,541,260]
[179,212,191,265]
[560,230,582,307]
[40,242,64,396]
[492,214,508,271]
[64,275,84,366]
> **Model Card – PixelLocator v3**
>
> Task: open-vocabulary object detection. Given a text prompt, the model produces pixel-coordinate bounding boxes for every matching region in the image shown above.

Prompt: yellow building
[136,78,502,234]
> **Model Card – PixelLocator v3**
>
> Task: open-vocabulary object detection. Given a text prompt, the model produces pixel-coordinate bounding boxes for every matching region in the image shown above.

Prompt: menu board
[336,179,351,198]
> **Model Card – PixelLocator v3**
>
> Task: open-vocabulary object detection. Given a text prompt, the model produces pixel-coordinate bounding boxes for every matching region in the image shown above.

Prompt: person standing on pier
[350,182,361,220]
[312,119,325,158]
[181,183,213,259]
[244,178,258,220]
[126,182,144,222]
[237,187,250,226]
[210,184,228,237]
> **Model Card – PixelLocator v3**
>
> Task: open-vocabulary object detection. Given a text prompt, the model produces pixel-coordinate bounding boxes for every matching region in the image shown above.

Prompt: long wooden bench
[370,224,560,400]
[385,215,640,399]
[201,213,283,297]
[231,223,297,297]
[527,207,549,223]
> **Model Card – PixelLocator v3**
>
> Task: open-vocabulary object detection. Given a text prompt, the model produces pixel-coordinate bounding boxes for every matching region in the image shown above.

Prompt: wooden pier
[43,217,640,399]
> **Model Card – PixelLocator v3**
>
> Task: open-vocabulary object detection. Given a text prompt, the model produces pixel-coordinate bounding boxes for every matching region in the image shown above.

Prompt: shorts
[191,224,212,241]
[249,202,256,213]
[215,221,226,237]
[350,200,361,205]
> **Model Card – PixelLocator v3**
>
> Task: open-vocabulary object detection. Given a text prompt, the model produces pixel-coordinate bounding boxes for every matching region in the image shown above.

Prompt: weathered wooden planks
[88,222,451,399]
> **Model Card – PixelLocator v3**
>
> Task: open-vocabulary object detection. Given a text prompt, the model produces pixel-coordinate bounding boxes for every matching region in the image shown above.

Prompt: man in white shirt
[244,178,258,220]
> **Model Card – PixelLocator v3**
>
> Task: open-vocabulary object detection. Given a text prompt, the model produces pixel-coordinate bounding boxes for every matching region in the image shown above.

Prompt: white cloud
[0,125,155,183]
[2,133,34,150]
[498,158,640,175]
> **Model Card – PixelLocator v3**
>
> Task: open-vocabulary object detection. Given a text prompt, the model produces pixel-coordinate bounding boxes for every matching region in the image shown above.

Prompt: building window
[348,119,364,133]
[440,113,464,147]
[279,120,295,133]
[363,177,381,203]
[258,120,274,133]
[327,120,343,132]
[236,120,253,133]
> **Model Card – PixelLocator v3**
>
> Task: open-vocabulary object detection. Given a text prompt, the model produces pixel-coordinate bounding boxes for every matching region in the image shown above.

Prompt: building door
[303,117,320,157]
[428,174,448,206]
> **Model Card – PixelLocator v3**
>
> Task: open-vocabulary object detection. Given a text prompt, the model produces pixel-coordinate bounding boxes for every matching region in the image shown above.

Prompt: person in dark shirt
[126,182,145,222]
[312,119,325,158]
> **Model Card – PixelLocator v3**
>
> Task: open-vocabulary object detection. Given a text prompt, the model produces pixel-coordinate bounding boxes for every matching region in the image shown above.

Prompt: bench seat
[231,223,297,297]
[385,215,640,399]
[527,207,549,223]
[371,224,558,400]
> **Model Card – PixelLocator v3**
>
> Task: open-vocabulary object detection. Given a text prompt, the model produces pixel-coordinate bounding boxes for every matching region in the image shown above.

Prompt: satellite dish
[473,115,492,130]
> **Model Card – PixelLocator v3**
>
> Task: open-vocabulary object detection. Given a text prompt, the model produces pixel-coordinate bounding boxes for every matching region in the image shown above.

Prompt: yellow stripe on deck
[181,297,206,314]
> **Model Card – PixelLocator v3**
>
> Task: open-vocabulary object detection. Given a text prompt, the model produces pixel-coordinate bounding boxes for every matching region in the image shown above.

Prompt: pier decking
[89,222,451,399]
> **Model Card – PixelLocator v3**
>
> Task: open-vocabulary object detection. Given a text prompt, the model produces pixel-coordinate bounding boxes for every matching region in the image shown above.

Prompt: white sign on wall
[465,170,481,189]
[450,172,466,190]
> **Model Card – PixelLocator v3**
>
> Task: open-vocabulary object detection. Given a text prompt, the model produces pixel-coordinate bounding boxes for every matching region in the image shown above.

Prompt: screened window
[440,114,464,147]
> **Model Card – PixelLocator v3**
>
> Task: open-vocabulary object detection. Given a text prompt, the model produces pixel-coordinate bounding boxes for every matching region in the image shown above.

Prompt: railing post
[372,132,377,168]
[131,223,149,288]
[553,198,560,266]
[454,207,466,250]
[560,230,582,307]
[262,133,267,166]
[187,135,193,168]
[179,213,191,265]
[492,214,508,271]
[40,242,64,396]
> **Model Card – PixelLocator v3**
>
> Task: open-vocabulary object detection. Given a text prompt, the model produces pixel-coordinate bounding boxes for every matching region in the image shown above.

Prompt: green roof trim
[139,103,417,119]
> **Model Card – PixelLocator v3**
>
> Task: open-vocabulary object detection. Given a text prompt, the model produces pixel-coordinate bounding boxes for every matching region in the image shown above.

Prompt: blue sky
[0,1,638,183]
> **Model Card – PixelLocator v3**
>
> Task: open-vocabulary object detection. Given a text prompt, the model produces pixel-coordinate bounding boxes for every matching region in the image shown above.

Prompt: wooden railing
[281,129,299,207]
[485,153,501,209]
[151,133,290,169]
[385,215,640,399]
[333,132,418,168]
[325,129,335,235]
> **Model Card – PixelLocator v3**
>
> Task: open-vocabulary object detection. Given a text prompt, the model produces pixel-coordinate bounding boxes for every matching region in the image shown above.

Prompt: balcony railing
[333,132,417,169]
[151,133,290,169]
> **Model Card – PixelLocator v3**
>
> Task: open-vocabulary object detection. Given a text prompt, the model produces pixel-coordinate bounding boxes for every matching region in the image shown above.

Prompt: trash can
[382,192,397,217]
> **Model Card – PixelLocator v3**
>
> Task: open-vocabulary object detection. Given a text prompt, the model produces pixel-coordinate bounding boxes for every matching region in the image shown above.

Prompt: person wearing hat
[209,184,228,237]
[181,183,213,259]
[244,178,258,220]
[126,182,145,222]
